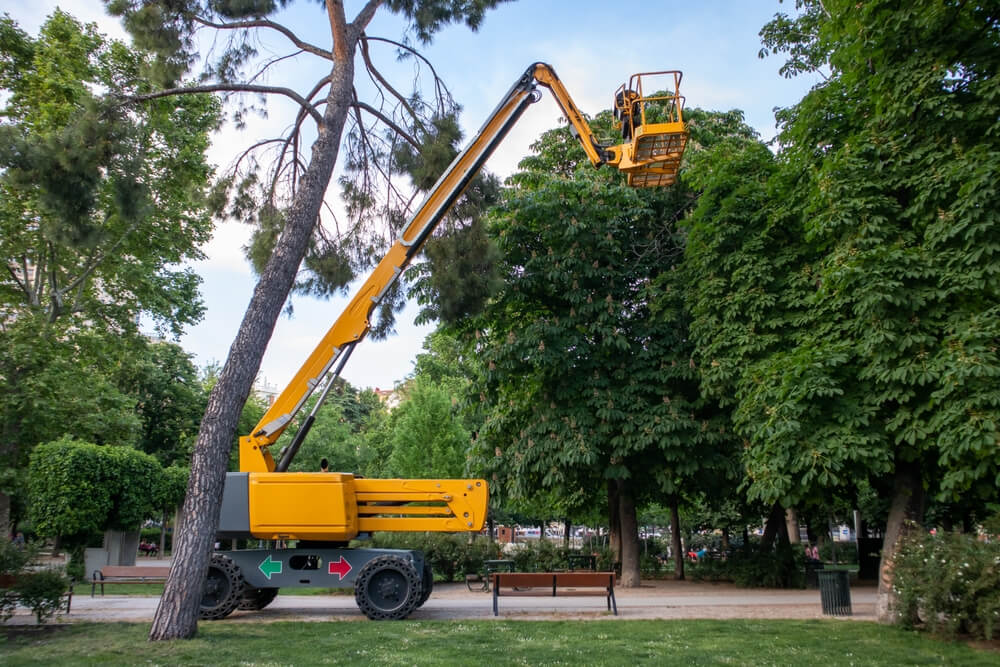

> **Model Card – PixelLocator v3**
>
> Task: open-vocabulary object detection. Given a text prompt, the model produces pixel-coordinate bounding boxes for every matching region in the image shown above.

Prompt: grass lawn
[2,620,997,665]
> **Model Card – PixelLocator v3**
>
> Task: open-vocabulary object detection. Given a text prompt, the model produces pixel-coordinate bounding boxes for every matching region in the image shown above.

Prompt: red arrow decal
[328,556,352,580]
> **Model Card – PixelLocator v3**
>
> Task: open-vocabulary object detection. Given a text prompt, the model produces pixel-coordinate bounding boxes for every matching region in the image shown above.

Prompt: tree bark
[876,459,924,623]
[607,480,621,567]
[618,480,640,587]
[670,500,684,580]
[759,501,788,552]
[159,512,167,557]
[148,13,361,642]
[0,492,9,541]
[785,507,800,544]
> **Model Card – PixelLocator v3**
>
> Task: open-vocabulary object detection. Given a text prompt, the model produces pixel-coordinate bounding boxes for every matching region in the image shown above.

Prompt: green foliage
[682,0,1000,518]
[0,10,219,336]
[384,0,514,44]
[154,466,190,514]
[472,124,732,520]
[27,438,168,540]
[114,342,205,466]
[0,540,68,624]
[387,377,470,479]
[894,529,1000,641]
[369,533,501,582]
[689,544,805,589]
[11,568,71,624]
[0,538,37,578]
[282,379,386,475]
[0,317,142,491]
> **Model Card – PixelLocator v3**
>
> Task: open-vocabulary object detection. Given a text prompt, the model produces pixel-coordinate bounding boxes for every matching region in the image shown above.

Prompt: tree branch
[360,35,425,135]
[6,262,30,303]
[351,0,383,35]
[121,84,324,126]
[352,101,420,149]
[60,213,142,307]
[363,36,453,106]
[327,1,351,62]
[192,16,332,60]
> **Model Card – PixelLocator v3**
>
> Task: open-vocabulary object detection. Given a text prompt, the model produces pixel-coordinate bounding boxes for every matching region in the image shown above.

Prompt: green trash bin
[817,570,852,616]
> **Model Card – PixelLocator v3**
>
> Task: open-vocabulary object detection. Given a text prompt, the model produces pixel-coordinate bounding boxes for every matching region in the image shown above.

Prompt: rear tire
[238,587,279,611]
[199,553,244,620]
[354,555,421,620]
[417,561,433,608]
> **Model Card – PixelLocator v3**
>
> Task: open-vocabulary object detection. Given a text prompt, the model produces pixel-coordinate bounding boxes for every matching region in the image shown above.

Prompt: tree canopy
[682,0,1000,619]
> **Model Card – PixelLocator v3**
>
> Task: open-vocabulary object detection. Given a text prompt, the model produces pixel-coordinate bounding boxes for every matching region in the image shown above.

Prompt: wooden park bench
[91,565,170,596]
[491,571,617,616]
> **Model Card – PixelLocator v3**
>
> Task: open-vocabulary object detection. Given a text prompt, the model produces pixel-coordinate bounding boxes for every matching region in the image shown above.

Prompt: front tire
[199,553,244,620]
[354,555,421,620]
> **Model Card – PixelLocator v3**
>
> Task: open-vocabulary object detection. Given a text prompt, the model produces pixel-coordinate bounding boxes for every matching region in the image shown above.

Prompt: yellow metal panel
[248,472,359,541]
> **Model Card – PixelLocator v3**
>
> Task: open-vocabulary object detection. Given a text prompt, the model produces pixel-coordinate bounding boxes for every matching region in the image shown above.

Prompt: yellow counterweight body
[246,472,488,541]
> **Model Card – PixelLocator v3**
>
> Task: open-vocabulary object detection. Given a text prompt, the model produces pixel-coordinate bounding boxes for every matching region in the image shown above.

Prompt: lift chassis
[201,62,688,621]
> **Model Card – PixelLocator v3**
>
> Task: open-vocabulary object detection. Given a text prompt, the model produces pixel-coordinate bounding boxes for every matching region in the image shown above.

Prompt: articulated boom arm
[240,63,688,474]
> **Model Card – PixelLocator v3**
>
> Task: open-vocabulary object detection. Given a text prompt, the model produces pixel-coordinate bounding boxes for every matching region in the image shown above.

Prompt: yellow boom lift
[204,64,687,621]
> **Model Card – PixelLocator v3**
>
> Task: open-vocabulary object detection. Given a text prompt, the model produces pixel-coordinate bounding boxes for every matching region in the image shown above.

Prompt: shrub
[12,569,70,624]
[369,533,502,581]
[0,540,70,624]
[688,544,805,588]
[893,529,1000,641]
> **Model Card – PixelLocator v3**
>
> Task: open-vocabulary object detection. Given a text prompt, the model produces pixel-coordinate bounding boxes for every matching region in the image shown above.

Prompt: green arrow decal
[259,555,282,580]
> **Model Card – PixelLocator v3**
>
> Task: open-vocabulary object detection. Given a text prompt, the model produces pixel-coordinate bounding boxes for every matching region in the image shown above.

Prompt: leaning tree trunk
[618,480,641,587]
[670,500,684,581]
[877,459,924,623]
[148,32,360,642]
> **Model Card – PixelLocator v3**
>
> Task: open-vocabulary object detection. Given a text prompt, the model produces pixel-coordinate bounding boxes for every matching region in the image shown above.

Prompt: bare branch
[363,36,453,104]
[121,83,324,126]
[352,101,420,149]
[360,35,424,134]
[193,15,332,60]
[247,50,308,86]
[7,262,30,302]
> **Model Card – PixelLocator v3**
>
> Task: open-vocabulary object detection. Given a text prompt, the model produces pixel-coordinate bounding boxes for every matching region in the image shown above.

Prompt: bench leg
[493,585,498,616]
[608,588,617,615]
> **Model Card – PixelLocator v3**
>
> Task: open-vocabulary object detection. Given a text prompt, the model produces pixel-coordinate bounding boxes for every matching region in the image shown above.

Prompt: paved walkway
[7,578,877,625]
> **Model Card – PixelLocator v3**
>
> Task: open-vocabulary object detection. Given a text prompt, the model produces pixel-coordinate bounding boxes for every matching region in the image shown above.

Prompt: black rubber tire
[416,561,433,608]
[354,555,421,620]
[238,587,279,611]
[199,554,244,620]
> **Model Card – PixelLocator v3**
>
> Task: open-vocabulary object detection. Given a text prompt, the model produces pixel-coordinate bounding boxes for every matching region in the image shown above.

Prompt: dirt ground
[5,577,879,625]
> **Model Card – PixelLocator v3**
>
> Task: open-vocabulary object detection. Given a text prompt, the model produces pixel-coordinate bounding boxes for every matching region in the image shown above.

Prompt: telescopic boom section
[239,63,688,473]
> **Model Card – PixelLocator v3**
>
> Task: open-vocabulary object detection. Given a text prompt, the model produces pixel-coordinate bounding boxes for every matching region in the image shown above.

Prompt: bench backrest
[492,572,615,589]
[554,572,614,588]
[492,572,553,588]
[100,566,171,578]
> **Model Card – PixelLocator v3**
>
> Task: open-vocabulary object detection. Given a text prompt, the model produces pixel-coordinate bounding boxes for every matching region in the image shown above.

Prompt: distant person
[12,532,25,550]
[320,458,329,472]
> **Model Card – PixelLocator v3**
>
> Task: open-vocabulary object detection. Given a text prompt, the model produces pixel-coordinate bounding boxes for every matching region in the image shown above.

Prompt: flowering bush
[893,528,1000,640]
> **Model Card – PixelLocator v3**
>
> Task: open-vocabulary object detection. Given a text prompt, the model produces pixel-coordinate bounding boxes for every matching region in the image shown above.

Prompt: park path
[6,577,877,625]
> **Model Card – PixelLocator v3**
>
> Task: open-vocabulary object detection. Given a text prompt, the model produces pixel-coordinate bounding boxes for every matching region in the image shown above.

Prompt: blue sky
[9,1,819,392]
